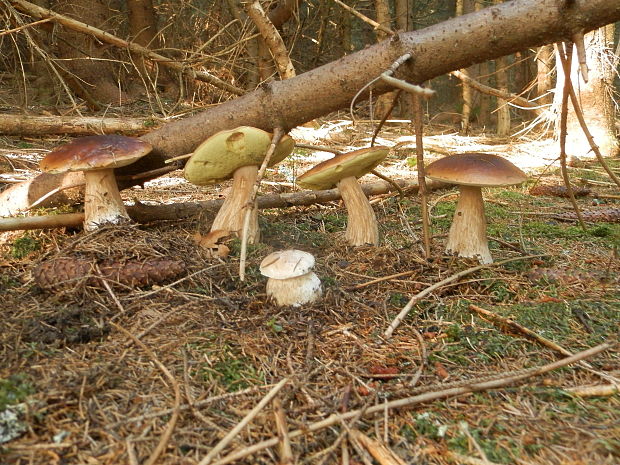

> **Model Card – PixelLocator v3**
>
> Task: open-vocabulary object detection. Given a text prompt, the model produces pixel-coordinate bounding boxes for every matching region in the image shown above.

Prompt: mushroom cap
[260,249,316,279]
[40,135,152,173]
[184,126,295,185]
[425,153,527,187]
[296,146,389,190]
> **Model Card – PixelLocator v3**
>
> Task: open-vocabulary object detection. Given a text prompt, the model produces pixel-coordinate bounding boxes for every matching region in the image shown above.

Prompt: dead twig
[350,429,407,465]
[211,341,615,465]
[383,254,548,339]
[111,322,181,465]
[197,377,289,465]
[273,397,294,465]
[556,41,586,230]
[238,127,284,280]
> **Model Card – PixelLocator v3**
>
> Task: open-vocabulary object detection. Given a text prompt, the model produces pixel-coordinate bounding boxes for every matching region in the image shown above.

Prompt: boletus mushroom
[425,153,527,264]
[259,250,322,307]
[184,127,295,243]
[296,146,389,246]
[39,135,152,231]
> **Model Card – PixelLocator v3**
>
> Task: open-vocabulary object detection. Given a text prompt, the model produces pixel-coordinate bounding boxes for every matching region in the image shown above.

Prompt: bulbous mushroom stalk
[426,153,527,264]
[260,250,322,307]
[296,146,389,247]
[184,127,295,244]
[337,176,379,247]
[83,169,132,231]
[210,165,260,243]
[445,185,491,264]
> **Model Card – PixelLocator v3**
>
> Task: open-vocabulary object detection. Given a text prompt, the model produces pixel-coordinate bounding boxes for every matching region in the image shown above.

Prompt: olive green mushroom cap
[40,135,152,173]
[426,153,527,187]
[296,146,389,190]
[184,126,295,185]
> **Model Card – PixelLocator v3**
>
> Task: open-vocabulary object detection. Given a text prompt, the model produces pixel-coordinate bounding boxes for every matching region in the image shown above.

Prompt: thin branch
[238,127,284,280]
[8,0,244,95]
[383,254,548,339]
[197,377,289,465]
[330,0,394,35]
[211,342,615,465]
[557,41,587,230]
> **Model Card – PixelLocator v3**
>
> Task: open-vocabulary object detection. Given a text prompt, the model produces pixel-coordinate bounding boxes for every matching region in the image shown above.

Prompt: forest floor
[0,119,619,465]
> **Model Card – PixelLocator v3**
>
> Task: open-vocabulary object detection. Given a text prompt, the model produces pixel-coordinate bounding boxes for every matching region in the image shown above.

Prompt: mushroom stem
[83,169,131,231]
[210,165,260,243]
[337,176,379,246]
[266,272,322,307]
[445,185,492,264]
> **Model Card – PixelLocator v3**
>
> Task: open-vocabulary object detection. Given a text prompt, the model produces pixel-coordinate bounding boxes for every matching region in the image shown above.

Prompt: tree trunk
[2,0,619,216]
[456,0,472,132]
[536,44,555,106]
[126,0,178,97]
[373,0,395,119]
[494,0,511,137]
[51,0,132,106]
[554,26,619,158]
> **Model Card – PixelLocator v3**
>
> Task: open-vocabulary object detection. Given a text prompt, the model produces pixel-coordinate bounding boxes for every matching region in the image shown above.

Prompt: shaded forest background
[2,0,617,133]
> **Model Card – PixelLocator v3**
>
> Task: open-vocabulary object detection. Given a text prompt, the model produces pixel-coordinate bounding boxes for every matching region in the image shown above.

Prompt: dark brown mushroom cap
[425,153,527,187]
[40,135,152,174]
[296,146,389,190]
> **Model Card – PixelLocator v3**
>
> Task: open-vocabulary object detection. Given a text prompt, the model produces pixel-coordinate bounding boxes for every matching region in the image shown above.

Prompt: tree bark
[536,44,555,106]
[0,178,447,231]
[0,113,156,136]
[2,0,619,216]
[554,26,619,158]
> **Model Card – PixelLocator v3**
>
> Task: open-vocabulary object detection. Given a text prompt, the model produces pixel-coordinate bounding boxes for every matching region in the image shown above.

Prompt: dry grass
[1,127,619,465]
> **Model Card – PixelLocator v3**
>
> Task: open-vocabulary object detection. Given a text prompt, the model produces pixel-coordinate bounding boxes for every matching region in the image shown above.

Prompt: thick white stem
[211,165,260,243]
[266,272,322,307]
[83,169,130,231]
[445,185,492,264]
[338,176,379,246]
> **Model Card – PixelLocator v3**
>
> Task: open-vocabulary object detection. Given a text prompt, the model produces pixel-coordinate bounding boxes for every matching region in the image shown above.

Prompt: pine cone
[555,208,620,223]
[98,259,186,287]
[34,257,186,291]
[529,184,591,198]
[33,258,93,290]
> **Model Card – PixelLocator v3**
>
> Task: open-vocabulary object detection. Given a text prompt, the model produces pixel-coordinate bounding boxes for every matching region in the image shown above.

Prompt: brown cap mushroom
[40,135,152,231]
[184,127,294,243]
[296,146,389,246]
[426,153,527,263]
[260,250,322,307]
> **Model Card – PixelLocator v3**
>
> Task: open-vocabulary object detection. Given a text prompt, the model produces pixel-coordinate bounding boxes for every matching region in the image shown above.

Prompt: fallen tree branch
[0,178,447,231]
[2,0,619,214]
[449,70,543,111]
[210,341,615,465]
[0,113,158,136]
[8,0,244,95]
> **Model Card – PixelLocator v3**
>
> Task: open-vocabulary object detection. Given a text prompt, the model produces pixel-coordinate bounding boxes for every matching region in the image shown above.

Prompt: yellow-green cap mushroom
[184,126,295,185]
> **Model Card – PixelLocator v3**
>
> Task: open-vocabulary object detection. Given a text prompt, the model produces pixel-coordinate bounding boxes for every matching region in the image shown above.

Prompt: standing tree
[554,26,619,159]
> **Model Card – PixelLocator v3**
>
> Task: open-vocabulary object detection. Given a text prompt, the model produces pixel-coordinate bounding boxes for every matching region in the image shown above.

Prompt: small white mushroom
[260,250,322,307]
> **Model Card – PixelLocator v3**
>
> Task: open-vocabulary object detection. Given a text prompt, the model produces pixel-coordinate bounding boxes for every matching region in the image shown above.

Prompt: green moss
[10,235,40,259]
[0,374,34,410]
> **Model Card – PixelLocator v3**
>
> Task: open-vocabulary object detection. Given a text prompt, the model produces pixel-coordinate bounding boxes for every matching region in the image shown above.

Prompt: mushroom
[40,135,152,232]
[425,153,527,264]
[259,250,322,307]
[184,127,295,244]
[296,146,389,246]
